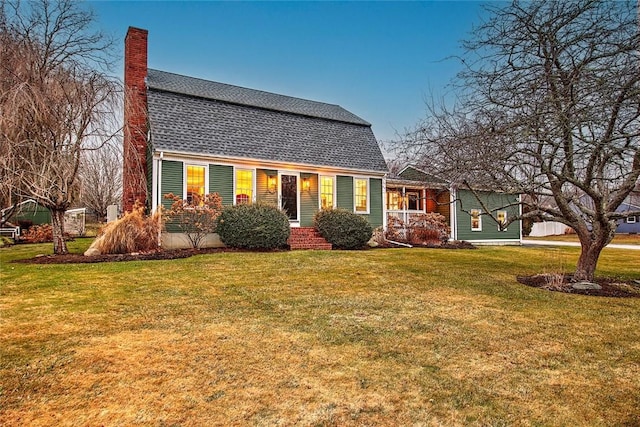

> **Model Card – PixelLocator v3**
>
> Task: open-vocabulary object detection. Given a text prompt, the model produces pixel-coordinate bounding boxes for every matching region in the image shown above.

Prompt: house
[0,200,86,237]
[122,28,388,249]
[1,199,51,228]
[616,200,640,234]
[387,166,522,244]
[527,195,640,236]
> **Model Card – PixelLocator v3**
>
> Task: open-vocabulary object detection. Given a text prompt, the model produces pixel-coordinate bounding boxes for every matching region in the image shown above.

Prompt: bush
[384,213,450,246]
[407,213,450,245]
[163,193,223,248]
[90,204,159,254]
[21,224,53,243]
[314,208,372,250]
[216,203,290,250]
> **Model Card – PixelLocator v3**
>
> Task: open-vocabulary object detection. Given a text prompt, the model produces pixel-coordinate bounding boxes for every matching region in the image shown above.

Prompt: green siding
[160,160,183,211]
[336,175,382,228]
[364,178,383,228]
[12,201,51,225]
[209,164,234,206]
[300,173,318,227]
[256,169,278,206]
[336,175,353,210]
[455,189,521,241]
[399,166,446,184]
[146,145,153,212]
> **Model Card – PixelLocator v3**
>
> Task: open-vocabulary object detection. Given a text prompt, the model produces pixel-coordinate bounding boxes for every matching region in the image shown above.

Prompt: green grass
[1,239,639,426]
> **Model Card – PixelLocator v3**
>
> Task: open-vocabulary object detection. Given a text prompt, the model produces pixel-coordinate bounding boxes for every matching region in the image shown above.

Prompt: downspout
[518,193,523,244]
[382,175,387,231]
[450,186,457,241]
[384,238,413,248]
[157,151,163,248]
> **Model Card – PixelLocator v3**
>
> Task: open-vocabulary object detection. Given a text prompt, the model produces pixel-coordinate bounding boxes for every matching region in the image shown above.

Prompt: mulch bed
[12,247,232,264]
[517,274,640,298]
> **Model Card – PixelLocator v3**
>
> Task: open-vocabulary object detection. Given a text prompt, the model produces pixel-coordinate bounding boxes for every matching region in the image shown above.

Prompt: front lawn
[526,233,640,245]
[1,240,639,426]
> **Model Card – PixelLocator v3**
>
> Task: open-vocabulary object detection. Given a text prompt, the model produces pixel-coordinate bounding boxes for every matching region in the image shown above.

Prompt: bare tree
[0,0,120,254]
[398,1,639,281]
[78,140,122,221]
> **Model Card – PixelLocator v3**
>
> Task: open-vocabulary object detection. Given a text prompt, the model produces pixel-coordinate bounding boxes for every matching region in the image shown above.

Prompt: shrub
[384,213,450,246]
[21,224,53,243]
[384,216,406,242]
[216,203,290,250]
[163,193,223,248]
[407,213,450,245]
[314,208,372,250]
[91,204,159,254]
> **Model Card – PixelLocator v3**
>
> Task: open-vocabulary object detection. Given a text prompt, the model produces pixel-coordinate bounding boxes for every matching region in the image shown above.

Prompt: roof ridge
[148,68,344,109]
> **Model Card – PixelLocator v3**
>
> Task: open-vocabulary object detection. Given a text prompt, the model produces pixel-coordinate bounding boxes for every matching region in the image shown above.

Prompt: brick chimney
[123,27,149,213]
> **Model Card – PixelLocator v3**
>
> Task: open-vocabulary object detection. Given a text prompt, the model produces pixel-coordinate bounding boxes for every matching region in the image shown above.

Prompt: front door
[280,174,298,222]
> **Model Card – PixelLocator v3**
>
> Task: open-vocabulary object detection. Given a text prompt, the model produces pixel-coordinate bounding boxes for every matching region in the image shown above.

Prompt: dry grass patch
[527,233,640,245]
[1,242,639,426]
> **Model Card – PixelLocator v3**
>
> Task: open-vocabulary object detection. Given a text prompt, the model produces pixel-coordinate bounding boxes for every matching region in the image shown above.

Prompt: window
[497,210,507,231]
[235,169,253,204]
[186,165,206,205]
[354,178,368,213]
[320,176,334,209]
[470,209,482,231]
[386,189,402,210]
[626,216,637,224]
[407,191,423,211]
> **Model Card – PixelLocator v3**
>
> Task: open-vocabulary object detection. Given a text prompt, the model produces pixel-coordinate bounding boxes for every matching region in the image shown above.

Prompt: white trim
[626,216,637,224]
[518,193,523,242]
[382,177,387,230]
[183,162,209,204]
[233,167,256,205]
[470,208,482,232]
[318,174,337,210]
[279,170,301,224]
[152,152,161,213]
[153,150,386,177]
[353,176,370,214]
[465,239,522,246]
[450,188,457,240]
[497,210,508,232]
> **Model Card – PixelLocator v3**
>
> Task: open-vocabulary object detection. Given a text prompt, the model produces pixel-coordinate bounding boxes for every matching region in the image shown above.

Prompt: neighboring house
[122,28,388,249]
[0,200,86,237]
[1,199,51,228]
[616,200,640,234]
[528,196,640,236]
[387,166,522,244]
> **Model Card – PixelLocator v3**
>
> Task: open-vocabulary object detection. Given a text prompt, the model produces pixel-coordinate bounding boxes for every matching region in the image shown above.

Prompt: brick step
[288,227,331,250]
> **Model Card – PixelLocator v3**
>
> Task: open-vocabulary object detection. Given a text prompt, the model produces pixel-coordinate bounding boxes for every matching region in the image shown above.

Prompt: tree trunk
[574,226,614,282]
[51,208,68,255]
[574,243,603,282]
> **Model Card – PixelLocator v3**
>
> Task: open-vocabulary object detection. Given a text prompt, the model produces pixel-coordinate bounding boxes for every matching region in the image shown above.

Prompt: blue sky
[90,1,489,145]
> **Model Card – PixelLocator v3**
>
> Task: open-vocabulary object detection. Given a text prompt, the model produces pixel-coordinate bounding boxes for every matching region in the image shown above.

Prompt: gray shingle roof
[147,69,370,126]
[146,70,388,173]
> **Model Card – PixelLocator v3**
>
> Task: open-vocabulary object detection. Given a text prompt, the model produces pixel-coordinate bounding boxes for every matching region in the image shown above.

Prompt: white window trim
[626,216,637,224]
[497,210,508,231]
[470,209,482,232]
[183,162,209,203]
[318,175,337,210]
[233,167,256,205]
[353,177,370,215]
